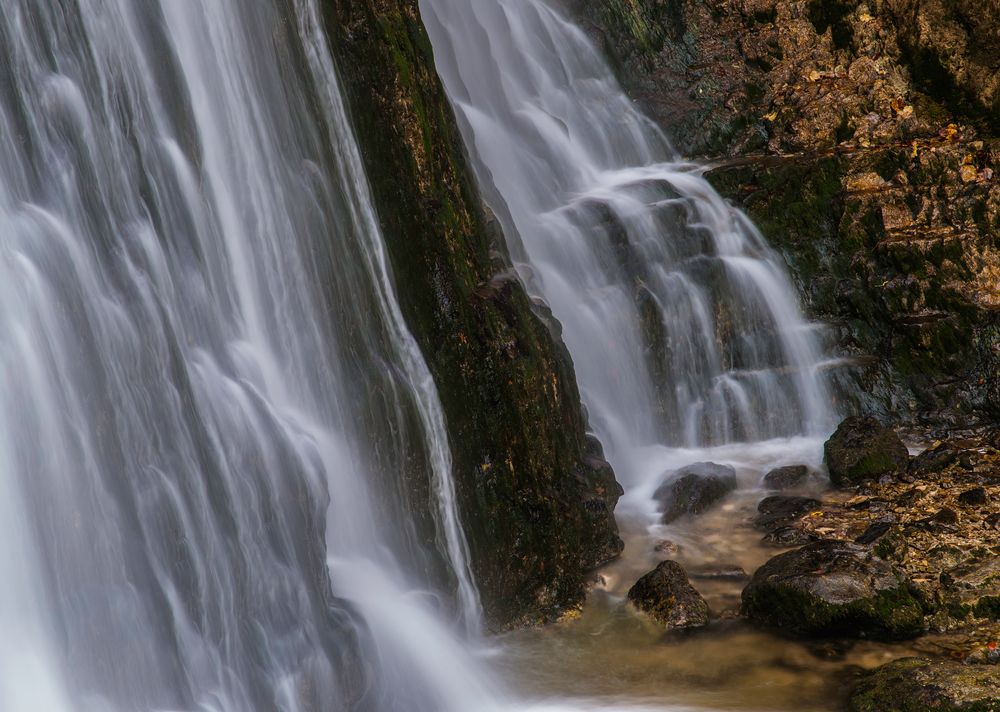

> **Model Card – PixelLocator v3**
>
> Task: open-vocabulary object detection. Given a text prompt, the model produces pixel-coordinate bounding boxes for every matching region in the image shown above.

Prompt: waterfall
[420,0,837,494]
[0,1,488,710]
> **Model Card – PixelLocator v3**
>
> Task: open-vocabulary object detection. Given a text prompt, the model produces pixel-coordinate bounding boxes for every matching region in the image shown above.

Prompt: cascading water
[0,1,497,710]
[420,0,839,501]
[418,3,857,709]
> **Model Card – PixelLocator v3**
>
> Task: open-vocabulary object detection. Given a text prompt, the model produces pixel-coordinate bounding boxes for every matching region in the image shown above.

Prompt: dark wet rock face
[324,0,623,630]
[654,462,738,523]
[825,417,910,487]
[741,540,924,640]
[849,657,1000,712]
[627,560,710,629]
[753,495,822,530]
[763,464,810,490]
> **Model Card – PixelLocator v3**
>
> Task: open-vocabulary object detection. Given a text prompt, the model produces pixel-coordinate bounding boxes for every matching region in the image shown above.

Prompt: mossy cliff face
[571,0,1000,427]
[321,0,622,629]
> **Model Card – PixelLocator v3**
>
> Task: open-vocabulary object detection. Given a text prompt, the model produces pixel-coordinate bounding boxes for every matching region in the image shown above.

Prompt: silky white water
[420,0,838,497]
[0,1,498,710]
[421,3,845,707]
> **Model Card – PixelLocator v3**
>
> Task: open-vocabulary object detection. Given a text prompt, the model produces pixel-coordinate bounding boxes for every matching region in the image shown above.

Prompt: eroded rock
[763,464,811,490]
[753,495,822,530]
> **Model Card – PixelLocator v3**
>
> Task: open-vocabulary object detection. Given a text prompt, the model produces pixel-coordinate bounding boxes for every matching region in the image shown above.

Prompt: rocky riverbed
[490,420,999,711]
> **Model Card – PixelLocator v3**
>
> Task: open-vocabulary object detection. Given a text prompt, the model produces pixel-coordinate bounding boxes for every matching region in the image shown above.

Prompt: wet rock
[910,442,960,476]
[326,0,625,629]
[763,464,811,490]
[753,495,822,530]
[855,521,893,545]
[934,507,959,525]
[654,462,737,524]
[627,560,710,629]
[824,417,910,487]
[848,657,1000,712]
[855,522,910,563]
[689,565,749,582]
[761,525,820,548]
[958,487,987,506]
[741,540,924,640]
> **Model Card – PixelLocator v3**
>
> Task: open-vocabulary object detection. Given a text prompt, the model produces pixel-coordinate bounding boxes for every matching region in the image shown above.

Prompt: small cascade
[420,0,837,487]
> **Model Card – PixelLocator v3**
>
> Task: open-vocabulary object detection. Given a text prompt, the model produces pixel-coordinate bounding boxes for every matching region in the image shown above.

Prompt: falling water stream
[0,1,500,710]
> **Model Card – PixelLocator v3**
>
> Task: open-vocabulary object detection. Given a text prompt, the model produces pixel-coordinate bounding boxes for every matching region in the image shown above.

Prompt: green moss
[742,579,924,640]
[850,658,1000,712]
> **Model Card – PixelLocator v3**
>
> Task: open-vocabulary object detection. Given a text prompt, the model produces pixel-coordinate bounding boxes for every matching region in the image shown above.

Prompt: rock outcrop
[825,416,911,486]
[849,657,1000,712]
[323,0,622,629]
[627,560,711,629]
[571,0,1000,428]
[654,462,738,523]
[741,540,924,639]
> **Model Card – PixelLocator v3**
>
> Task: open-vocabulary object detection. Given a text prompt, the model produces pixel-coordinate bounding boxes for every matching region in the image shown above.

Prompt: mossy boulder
[741,540,924,639]
[627,560,710,629]
[849,658,1000,712]
[654,462,737,523]
[825,416,910,487]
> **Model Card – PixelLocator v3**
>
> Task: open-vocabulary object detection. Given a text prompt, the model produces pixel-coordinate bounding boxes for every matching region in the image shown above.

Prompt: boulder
[824,417,910,487]
[849,658,1000,712]
[653,462,737,524]
[741,540,924,640]
[627,560,710,629]
[763,464,811,490]
[753,495,822,531]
